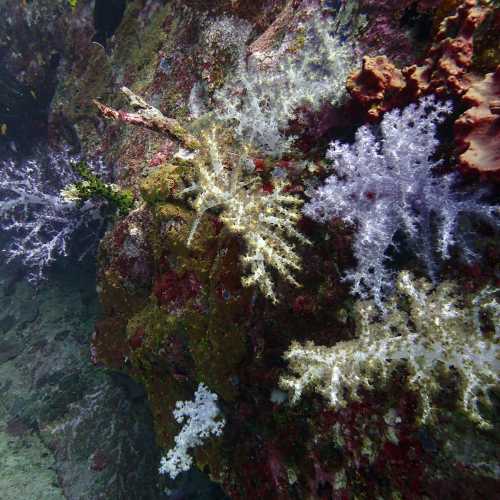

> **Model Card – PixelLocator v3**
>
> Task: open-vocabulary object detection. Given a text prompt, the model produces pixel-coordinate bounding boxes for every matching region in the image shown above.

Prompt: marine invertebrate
[280,271,500,428]
[63,160,135,215]
[347,0,491,119]
[0,150,106,281]
[455,66,500,180]
[184,130,309,303]
[347,55,408,121]
[95,86,309,302]
[404,0,490,97]
[304,95,497,305]
[159,383,225,479]
[215,11,356,156]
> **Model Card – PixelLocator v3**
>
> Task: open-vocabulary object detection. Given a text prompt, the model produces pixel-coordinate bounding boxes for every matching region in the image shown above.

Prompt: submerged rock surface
[0,0,498,498]
[0,259,163,499]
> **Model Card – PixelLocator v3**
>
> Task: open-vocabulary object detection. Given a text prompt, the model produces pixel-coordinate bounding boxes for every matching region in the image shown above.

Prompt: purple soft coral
[304,95,498,306]
[0,150,106,282]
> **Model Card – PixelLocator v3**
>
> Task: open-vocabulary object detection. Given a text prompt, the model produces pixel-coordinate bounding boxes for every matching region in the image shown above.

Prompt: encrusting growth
[280,272,499,428]
[94,87,201,151]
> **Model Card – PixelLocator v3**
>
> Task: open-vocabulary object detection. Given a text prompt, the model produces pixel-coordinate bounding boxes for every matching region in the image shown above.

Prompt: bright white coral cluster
[304,96,498,306]
[158,383,225,480]
[0,150,105,281]
[184,130,309,302]
[280,272,500,428]
[215,12,355,156]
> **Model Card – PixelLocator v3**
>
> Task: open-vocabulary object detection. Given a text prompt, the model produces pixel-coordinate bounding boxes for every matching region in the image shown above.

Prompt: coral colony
[215,12,356,156]
[6,0,500,496]
[0,151,106,281]
[182,129,310,302]
[159,384,225,479]
[280,272,500,429]
[303,96,498,306]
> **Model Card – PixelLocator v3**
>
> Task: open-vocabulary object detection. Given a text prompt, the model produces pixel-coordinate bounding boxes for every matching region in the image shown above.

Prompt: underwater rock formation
[2,0,499,498]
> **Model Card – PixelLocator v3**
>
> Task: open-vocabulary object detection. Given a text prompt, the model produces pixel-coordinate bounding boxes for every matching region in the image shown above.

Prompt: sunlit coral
[184,130,309,303]
[281,272,500,428]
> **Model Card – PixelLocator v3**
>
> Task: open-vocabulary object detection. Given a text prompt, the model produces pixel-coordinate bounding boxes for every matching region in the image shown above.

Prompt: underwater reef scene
[0,0,499,498]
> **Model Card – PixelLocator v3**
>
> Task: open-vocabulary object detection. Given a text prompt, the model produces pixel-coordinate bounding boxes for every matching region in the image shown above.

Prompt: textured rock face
[0,260,163,499]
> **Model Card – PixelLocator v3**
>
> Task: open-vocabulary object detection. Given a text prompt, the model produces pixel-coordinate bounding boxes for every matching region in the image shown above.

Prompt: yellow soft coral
[184,130,309,303]
[281,272,499,428]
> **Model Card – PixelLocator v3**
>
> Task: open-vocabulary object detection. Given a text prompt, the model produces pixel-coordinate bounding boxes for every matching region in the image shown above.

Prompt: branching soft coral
[94,88,309,302]
[280,272,500,428]
[304,95,498,306]
[214,12,356,156]
[0,150,106,281]
[184,130,309,303]
[159,383,225,479]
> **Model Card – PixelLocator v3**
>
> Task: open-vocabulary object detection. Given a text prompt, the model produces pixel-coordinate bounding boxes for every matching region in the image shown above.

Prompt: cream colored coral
[280,272,499,428]
[184,130,309,302]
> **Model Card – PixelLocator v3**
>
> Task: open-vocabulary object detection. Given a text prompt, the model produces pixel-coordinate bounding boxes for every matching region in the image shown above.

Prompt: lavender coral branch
[304,95,498,305]
[0,150,106,281]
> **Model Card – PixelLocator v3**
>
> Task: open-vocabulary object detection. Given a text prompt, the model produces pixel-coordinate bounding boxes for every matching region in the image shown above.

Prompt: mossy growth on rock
[140,163,195,206]
[64,160,135,215]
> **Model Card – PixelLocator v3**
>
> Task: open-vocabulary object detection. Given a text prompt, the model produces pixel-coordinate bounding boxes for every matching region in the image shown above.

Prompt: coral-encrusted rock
[45,0,499,497]
[357,0,440,66]
[455,66,500,180]
[347,55,407,121]
[347,0,492,120]
[405,0,490,97]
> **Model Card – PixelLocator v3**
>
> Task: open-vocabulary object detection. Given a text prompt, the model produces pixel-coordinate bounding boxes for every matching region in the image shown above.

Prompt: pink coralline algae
[153,271,203,310]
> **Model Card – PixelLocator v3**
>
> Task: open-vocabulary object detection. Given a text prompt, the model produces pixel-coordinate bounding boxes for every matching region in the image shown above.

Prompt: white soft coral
[159,384,225,479]
[184,130,309,303]
[304,96,498,306]
[281,272,500,428]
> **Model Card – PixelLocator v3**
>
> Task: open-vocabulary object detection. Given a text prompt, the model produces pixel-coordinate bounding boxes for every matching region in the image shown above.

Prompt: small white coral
[158,383,225,480]
[183,130,309,302]
[280,272,500,428]
[304,95,498,306]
